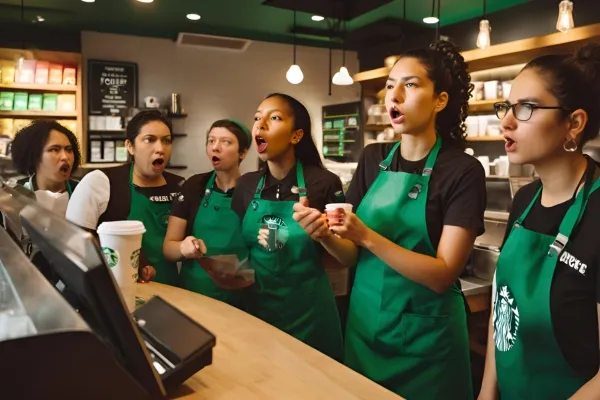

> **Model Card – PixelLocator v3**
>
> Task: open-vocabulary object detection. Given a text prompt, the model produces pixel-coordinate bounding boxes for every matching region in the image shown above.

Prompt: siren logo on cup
[130,248,141,270]
[102,247,119,268]
[261,214,289,250]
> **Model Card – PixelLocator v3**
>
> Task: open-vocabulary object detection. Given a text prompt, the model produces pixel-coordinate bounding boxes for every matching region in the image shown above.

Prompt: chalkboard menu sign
[88,60,138,116]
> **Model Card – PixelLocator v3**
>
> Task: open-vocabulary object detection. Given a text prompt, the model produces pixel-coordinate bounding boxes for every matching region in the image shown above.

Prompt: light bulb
[423,16,439,24]
[476,20,491,49]
[556,0,574,32]
[332,66,354,86]
[286,64,304,84]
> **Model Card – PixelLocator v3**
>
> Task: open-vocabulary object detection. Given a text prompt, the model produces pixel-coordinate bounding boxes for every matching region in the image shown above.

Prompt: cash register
[0,185,216,399]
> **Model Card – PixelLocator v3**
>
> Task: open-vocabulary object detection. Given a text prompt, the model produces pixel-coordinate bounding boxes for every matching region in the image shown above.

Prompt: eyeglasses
[493,102,569,122]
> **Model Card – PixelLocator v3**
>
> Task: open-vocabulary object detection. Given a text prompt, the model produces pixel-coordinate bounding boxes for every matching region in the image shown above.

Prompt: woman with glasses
[479,43,600,400]
[330,41,487,399]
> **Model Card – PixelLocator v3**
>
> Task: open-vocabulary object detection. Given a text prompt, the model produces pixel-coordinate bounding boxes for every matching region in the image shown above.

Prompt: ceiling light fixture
[137,0,154,3]
[476,0,491,49]
[81,0,95,2]
[556,0,574,32]
[332,18,354,86]
[423,0,439,24]
[186,13,201,21]
[311,15,324,22]
[286,9,304,85]
[36,15,44,22]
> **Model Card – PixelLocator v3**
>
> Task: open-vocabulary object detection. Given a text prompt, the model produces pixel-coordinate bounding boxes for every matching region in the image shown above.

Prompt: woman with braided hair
[329,40,486,398]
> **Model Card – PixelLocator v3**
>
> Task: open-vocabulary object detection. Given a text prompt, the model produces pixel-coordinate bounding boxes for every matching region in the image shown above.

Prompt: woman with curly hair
[328,41,486,398]
[11,120,81,216]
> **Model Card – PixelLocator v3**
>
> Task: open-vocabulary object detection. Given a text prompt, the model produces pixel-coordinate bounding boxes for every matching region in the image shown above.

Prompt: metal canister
[170,93,182,115]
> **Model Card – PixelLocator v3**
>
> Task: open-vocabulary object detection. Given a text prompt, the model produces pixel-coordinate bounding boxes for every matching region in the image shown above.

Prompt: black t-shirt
[502,177,600,377]
[231,164,345,220]
[171,171,234,236]
[345,141,487,249]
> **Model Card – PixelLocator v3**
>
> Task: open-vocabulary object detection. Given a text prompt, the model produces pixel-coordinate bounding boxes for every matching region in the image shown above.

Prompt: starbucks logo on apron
[493,284,520,352]
[130,248,141,270]
[102,247,119,268]
[261,214,289,250]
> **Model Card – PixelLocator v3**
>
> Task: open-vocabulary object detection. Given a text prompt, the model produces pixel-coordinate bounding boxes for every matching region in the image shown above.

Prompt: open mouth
[255,136,268,153]
[212,156,221,163]
[59,163,70,174]
[152,158,165,169]
[389,106,404,123]
[504,136,516,152]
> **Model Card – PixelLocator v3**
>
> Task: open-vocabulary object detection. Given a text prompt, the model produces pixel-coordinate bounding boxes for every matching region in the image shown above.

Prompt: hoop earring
[563,139,578,152]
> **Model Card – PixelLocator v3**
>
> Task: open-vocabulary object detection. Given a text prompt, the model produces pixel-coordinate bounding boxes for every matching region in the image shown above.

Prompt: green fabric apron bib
[180,171,248,307]
[495,161,600,399]
[344,137,473,400]
[241,161,344,361]
[126,165,179,286]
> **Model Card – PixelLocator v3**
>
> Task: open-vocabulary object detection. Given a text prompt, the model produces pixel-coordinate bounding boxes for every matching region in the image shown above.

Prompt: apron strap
[253,160,307,199]
[66,180,73,197]
[379,142,401,171]
[378,134,442,176]
[203,171,217,207]
[549,161,600,257]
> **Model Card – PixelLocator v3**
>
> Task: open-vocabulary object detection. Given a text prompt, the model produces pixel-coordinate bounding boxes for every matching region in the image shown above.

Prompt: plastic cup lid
[325,203,353,211]
[97,220,146,235]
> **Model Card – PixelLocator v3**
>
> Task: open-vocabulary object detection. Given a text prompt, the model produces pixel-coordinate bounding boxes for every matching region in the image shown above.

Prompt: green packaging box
[42,93,58,111]
[13,92,28,111]
[28,94,43,110]
[0,92,14,110]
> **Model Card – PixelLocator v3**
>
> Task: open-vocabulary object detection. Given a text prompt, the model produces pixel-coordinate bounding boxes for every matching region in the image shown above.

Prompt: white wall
[81,31,360,178]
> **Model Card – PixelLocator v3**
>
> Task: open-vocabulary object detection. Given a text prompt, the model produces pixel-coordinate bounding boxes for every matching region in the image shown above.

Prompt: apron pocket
[398,313,454,359]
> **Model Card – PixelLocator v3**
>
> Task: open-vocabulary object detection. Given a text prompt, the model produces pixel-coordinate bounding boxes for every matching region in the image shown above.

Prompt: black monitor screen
[19,201,165,399]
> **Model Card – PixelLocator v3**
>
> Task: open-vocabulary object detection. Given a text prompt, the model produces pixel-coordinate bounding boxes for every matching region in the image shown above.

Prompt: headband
[225,118,252,146]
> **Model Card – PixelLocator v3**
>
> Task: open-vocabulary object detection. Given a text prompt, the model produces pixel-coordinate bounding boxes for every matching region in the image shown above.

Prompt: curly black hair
[11,120,81,175]
[400,40,473,148]
[522,43,600,146]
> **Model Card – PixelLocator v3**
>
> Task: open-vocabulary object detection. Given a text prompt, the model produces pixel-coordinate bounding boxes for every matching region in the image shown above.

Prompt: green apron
[344,137,473,399]
[25,175,73,196]
[241,161,344,361]
[126,165,179,286]
[180,171,248,307]
[495,161,600,399]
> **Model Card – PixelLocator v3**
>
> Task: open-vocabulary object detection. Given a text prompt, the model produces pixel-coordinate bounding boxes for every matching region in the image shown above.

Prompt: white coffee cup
[97,220,146,312]
[325,203,353,226]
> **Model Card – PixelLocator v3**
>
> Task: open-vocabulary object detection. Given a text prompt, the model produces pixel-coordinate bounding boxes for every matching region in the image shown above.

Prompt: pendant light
[476,0,491,49]
[286,9,304,85]
[423,0,439,24]
[332,19,353,86]
[556,0,574,32]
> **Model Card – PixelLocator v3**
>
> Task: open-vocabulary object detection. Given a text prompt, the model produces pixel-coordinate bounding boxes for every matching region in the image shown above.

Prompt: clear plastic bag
[201,255,255,283]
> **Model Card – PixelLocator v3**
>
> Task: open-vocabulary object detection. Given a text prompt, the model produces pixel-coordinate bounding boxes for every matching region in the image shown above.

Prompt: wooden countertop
[136,283,403,400]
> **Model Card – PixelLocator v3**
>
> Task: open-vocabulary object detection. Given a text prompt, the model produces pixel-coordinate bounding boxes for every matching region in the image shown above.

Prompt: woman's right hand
[179,236,207,259]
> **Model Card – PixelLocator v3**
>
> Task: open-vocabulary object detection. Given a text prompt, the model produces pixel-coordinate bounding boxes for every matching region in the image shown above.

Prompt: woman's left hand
[138,265,156,282]
[329,211,371,246]
[292,198,331,241]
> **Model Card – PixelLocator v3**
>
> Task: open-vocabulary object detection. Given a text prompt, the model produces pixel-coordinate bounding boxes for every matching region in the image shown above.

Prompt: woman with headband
[164,119,251,307]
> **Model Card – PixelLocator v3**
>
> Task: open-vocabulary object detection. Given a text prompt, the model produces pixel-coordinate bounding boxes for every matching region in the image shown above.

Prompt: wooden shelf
[462,22,600,72]
[166,165,188,170]
[364,124,391,131]
[354,22,600,91]
[466,136,504,142]
[80,162,123,169]
[0,110,77,118]
[469,99,498,113]
[0,83,77,92]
